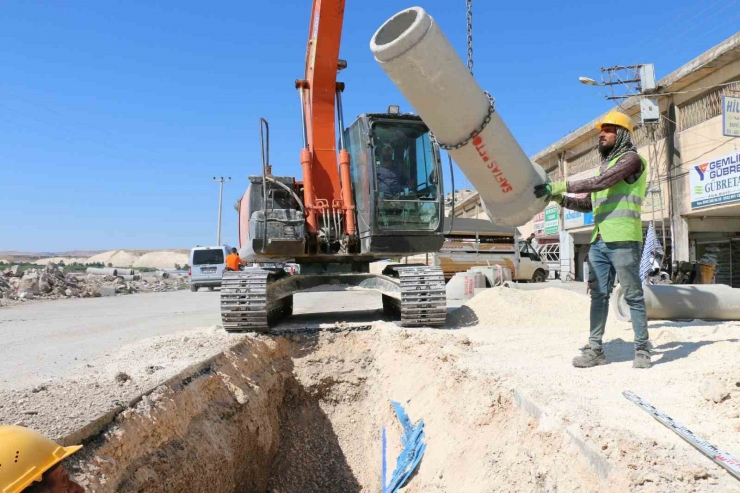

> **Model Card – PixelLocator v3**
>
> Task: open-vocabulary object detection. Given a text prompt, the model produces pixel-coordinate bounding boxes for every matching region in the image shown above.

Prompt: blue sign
[564,209,593,229]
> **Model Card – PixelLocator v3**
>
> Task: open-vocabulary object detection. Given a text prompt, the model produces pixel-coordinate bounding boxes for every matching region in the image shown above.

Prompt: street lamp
[578,76,600,86]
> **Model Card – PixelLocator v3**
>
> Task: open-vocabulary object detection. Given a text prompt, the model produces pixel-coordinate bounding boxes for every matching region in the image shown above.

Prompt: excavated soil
[66,326,613,492]
[62,288,740,492]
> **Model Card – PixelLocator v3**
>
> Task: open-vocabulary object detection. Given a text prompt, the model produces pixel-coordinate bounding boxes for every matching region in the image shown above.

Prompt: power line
[666,11,740,56]
[654,0,738,52]
[0,92,172,161]
[631,0,725,53]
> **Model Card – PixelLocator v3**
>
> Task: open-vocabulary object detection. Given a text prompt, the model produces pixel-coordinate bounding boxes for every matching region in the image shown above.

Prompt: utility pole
[213,176,231,245]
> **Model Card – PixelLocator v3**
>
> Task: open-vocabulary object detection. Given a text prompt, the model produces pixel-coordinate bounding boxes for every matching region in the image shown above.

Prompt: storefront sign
[690,150,740,209]
[563,209,594,229]
[544,206,559,235]
[533,211,545,236]
[722,96,740,137]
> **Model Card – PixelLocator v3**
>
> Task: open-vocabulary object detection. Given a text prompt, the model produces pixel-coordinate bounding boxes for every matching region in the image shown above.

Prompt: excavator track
[220,269,292,333]
[385,266,447,327]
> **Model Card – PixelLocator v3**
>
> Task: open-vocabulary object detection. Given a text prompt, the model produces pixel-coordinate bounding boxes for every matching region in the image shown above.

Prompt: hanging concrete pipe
[612,284,740,321]
[370,7,547,227]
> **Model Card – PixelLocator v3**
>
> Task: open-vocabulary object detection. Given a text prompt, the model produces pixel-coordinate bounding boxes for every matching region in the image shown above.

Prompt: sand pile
[132,251,188,269]
[86,250,140,267]
[449,286,592,328]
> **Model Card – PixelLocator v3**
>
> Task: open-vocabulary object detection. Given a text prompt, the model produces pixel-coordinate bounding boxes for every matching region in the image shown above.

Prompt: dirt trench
[66,326,609,492]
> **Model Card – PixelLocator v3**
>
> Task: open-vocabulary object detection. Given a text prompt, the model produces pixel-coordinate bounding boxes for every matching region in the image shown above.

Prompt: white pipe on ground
[370,7,547,227]
[612,284,740,321]
[117,274,141,281]
[86,267,119,276]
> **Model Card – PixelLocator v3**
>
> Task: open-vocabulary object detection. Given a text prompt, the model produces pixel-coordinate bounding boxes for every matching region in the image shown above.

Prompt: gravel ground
[453,287,740,491]
[0,325,246,440]
[3,287,739,491]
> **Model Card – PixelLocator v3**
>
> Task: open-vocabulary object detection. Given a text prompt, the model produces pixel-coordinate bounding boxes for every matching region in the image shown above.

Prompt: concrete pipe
[86,267,119,276]
[115,268,135,276]
[612,284,740,321]
[370,7,547,227]
[117,274,141,282]
[502,280,543,290]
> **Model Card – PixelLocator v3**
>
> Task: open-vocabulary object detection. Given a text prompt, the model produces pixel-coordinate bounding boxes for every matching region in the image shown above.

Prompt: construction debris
[0,263,188,306]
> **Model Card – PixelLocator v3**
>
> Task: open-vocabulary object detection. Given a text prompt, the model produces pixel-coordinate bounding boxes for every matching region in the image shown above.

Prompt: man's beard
[598,141,614,157]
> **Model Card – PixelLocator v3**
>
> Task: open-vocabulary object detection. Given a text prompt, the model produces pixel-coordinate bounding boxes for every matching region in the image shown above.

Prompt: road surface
[0,289,385,387]
[0,291,221,386]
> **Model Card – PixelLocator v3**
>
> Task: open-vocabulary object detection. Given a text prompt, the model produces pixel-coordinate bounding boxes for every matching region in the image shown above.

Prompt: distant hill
[0,249,191,269]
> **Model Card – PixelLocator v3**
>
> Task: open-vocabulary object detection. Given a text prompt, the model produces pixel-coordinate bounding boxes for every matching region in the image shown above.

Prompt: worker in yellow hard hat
[534,110,652,369]
[0,426,85,493]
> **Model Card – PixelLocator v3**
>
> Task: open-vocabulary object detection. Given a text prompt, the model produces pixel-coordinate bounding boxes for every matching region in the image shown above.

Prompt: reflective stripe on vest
[590,152,648,243]
[592,194,643,208]
[593,208,641,224]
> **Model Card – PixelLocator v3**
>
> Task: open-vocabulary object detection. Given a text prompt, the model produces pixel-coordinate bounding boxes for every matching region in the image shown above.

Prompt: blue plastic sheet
[382,401,426,493]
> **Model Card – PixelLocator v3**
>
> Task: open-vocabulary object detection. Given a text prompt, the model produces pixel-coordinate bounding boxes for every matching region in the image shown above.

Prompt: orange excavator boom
[295,0,355,239]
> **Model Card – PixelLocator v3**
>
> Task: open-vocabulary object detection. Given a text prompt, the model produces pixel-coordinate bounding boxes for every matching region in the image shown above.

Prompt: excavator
[222,2,546,332]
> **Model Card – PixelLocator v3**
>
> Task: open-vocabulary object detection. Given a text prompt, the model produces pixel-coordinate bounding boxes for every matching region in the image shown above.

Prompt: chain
[436,92,495,150]
[432,0,489,151]
[466,0,473,74]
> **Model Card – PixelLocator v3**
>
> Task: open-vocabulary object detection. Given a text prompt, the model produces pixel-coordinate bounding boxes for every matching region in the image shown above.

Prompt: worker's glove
[551,194,564,205]
[533,181,566,200]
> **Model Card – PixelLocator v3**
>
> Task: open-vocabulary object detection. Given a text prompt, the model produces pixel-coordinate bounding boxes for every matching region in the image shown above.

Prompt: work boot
[572,348,606,368]
[633,348,652,369]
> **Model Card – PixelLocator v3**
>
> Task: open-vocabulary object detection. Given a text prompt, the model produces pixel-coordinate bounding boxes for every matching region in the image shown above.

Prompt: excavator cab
[344,112,445,255]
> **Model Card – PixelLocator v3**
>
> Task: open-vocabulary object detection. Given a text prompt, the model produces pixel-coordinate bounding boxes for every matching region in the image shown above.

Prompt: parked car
[189,245,231,292]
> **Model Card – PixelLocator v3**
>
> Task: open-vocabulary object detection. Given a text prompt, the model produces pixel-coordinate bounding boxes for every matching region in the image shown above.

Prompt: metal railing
[678,80,740,131]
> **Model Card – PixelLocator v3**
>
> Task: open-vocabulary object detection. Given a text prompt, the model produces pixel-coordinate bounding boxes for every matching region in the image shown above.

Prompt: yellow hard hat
[596,110,634,134]
[0,426,82,493]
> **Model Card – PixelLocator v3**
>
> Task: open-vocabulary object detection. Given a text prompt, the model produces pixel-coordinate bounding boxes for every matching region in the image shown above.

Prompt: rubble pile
[0,263,188,306]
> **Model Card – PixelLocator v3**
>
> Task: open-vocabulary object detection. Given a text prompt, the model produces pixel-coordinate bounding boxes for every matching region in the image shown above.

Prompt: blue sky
[1,0,737,251]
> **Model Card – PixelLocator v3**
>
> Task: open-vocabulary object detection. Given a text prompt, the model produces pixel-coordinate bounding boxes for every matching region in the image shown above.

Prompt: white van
[431,218,549,283]
[189,245,231,292]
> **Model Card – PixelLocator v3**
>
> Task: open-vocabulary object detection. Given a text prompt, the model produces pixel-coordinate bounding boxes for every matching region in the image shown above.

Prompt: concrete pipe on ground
[612,284,740,321]
[117,274,141,281]
[370,7,547,227]
[502,281,548,290]
[115,268,135,276]
[86,267,119,276]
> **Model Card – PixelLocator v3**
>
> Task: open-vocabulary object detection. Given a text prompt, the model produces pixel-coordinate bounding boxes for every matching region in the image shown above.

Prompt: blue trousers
[587,239,649,351]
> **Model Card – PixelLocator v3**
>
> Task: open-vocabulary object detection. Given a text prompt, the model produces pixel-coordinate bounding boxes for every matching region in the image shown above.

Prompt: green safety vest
[590,152,648,243]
